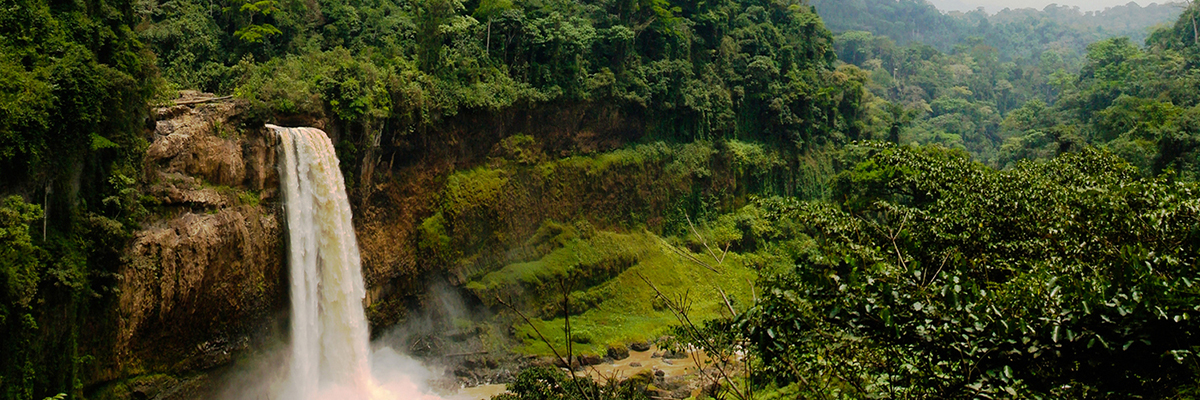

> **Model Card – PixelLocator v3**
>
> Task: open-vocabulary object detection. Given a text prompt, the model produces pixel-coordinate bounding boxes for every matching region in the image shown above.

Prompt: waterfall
[272,125,376,399]
[270,124,442,400]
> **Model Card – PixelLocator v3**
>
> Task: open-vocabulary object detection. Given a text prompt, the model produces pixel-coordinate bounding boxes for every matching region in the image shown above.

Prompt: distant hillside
[811,0,1183,57]
[810,0,963,50]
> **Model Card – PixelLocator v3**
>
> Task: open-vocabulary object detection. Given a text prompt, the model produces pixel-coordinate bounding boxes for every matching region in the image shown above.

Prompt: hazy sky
[927,0,1164,13]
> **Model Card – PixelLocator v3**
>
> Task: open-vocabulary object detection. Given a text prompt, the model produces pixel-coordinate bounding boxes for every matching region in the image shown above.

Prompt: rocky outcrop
[102,92,286,384]
[117,206,283,369]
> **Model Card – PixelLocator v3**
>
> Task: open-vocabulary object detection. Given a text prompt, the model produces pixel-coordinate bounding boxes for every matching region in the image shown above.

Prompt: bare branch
[495,295,569,368]
[921,250,951,288]
[172,95,233,105]
[687,214,726,265]
[495,295,594,400]
[444,351,489,357]
[659,236,720,273]
[636,272,749,400]
[747,277,758,304]
[718,286,736,316]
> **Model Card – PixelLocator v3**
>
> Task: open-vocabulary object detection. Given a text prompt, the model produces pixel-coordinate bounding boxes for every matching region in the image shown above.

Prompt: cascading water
[273,124,374,398]
[271,125,438,400]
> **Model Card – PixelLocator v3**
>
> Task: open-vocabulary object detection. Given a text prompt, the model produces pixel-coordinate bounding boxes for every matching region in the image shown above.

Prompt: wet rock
[628,369,655,384]
[629,362,642,367]
[578,354,603,366]
[647,388,673,399]
[119,206,284,369]
[607,345,630,360]
[630,341,652,352]
[155,105,190,121]
[145,102,248,188]
[160,186,226,208]
[552,358,582,370]
[494,368,516,383]
[463,358,483,369]
[127,374,177,399]
[663,348,689,360]
[531,357,557,369]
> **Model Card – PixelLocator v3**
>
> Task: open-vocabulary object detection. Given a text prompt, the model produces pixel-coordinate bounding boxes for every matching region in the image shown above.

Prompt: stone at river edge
[607,345,631,361]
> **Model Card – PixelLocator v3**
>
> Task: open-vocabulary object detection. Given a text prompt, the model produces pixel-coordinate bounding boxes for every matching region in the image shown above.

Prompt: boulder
[607,345,630,360]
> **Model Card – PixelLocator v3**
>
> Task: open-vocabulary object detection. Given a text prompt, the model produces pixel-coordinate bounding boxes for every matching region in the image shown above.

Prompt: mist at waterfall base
[220,125,444,400]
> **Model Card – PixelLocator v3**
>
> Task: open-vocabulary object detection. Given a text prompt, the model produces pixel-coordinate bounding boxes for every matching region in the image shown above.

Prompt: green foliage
[140,0,866,149]
[1148,1,1200,59]
[467,228,645,294]
[0,0,155,393]
[474,0,514,20]
[230,0,282,44]
[735,143,1200,397]
[0,0,156,187]
[0,55,53,166]
[499,227,756,358]
[0,196,45,310]
[999,27,1200,177]
[825,3,1198,172]
[415,140,782,357]
[0,196,61,400]
[418,212,453,264]
[443,167,509,217]
[138,0,227,90]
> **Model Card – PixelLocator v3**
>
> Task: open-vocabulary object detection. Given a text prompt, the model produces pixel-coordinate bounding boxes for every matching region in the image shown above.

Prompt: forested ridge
[1,0,1199,398]
[819,0,1200,173]
[814,0,1182,53]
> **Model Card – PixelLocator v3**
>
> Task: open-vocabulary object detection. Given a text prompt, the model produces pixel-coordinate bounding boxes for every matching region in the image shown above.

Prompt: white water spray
[271,125,440,400]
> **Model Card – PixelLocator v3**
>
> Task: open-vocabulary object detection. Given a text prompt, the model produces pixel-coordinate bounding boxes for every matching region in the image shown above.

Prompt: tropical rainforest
[1,0,1198,398]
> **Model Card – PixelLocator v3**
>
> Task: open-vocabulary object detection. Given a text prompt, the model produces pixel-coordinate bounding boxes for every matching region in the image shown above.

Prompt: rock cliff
[96,93,287,393]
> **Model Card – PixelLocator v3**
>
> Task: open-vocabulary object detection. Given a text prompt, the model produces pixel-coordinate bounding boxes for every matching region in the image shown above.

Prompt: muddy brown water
[448,383,508,400]
[448,345,710,399]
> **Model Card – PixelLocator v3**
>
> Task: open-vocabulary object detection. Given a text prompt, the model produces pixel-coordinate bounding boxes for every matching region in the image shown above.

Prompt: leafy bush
[737,143,1200,397]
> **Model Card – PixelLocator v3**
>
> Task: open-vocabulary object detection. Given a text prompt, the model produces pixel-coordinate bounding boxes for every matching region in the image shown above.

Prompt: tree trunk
[359,119,382,206]
[1191,13,1197,45]
[1190,1,1199,46]
[43,183,50,241]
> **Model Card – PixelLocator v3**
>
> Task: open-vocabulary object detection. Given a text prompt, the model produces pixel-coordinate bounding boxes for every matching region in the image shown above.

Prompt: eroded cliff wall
[92,94,288,397]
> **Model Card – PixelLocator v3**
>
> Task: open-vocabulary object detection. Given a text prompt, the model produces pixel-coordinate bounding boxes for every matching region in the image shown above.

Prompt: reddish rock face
[103,93,287,383]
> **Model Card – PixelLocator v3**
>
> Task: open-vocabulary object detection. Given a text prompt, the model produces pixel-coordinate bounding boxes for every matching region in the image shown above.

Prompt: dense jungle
[1,0,1199,398]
